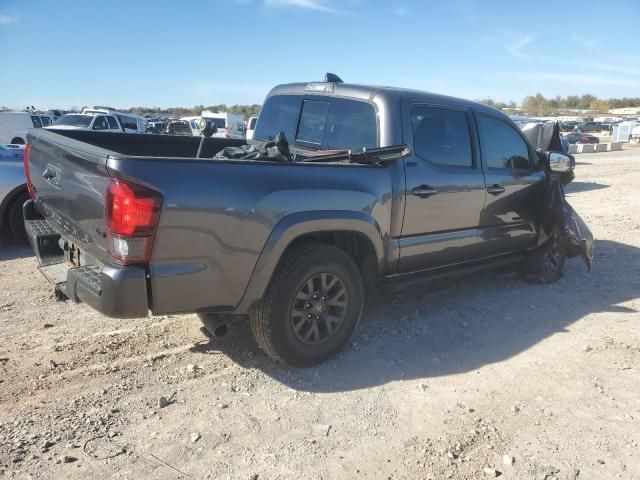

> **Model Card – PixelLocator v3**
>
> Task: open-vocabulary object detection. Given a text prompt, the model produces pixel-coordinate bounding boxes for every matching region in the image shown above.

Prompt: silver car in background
[0,144,28,243]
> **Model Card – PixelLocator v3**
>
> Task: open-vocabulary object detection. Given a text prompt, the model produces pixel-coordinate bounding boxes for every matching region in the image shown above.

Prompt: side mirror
[548,152,573,173]
[199,117,217,137]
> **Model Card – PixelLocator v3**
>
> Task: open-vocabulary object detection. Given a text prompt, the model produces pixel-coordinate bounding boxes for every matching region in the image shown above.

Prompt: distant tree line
[124,104,262,119]
[118,94,640,120]
[478,94,640,117]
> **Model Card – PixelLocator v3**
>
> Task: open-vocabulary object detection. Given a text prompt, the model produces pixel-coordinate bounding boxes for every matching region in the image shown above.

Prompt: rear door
[474,113,544,256]
[398,102,486,272]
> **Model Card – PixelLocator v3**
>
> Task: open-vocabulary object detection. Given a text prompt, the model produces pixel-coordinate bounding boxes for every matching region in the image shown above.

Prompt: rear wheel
[250,243,364,367]
[523,231,566,284]
[7,191,30,243]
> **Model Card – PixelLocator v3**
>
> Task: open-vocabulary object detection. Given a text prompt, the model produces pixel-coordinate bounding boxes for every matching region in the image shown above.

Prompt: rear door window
[411,106,473,168]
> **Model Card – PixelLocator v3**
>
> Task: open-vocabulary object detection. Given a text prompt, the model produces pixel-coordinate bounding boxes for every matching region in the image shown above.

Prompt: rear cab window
[254,95,303,143]
[31,116,43,128]
[254,94,378,151]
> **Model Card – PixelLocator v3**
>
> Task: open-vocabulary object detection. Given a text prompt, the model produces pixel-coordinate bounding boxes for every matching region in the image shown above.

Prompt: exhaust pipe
[199,313,230,339]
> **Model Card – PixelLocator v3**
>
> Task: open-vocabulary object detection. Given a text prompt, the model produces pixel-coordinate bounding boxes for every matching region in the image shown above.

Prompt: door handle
[412,185,438,198]
[486,184,505,195]
[42,167,57,180]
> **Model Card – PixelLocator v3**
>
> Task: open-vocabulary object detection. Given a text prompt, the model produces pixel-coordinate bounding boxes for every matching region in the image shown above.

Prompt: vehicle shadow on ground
[0,243,33,261]
[194,239,639,392]
[565,182,609,193]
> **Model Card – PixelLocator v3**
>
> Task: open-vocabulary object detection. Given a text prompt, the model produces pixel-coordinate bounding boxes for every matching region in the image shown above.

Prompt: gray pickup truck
[24,77,592,366]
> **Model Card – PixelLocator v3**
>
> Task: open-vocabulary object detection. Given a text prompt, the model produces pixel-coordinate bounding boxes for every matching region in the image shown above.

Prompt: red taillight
[23,143,34,198]
[105,178,162,264]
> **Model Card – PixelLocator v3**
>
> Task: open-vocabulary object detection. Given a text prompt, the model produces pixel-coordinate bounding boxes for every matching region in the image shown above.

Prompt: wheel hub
[290,273,348,345]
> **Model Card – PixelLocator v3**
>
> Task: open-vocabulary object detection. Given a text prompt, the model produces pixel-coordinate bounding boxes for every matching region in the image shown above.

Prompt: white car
[81,107,149,133]
[180,116,203,136]
[0,111,43,144]
[246,116,258,140]
[49,113,124,132]
[201,111,245,139]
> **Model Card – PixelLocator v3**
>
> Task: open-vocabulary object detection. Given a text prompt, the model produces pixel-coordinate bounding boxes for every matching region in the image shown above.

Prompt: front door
[474,113,545,257]
[398,102,486,273]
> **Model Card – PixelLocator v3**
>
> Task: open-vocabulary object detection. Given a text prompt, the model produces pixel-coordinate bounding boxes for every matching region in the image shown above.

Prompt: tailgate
[26,129,113,263]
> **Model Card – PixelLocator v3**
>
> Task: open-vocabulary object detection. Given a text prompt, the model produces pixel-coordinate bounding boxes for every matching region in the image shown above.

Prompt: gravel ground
[1,146,639,480]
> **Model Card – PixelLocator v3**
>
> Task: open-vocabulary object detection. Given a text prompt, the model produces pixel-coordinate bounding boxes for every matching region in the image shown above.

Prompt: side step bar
[383,253,525,293]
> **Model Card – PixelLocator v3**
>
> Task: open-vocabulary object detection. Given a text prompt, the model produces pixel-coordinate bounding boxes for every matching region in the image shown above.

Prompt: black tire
[522,231,566,284]
[10,137,25,145]
[250,243,364,367]
[7,191,30,243]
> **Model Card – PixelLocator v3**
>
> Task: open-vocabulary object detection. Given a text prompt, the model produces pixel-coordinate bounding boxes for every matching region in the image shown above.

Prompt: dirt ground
[1,146,639,480]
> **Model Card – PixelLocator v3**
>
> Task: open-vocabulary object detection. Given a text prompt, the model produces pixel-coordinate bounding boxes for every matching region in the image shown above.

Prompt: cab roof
[267,81,506,117]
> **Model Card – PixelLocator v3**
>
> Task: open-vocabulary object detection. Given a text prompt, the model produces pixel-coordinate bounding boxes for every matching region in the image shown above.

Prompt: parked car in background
[564,132,599,144]
[201,111,245,139]
[180,116,203,136]
[631,125,640,143]
[560,121,577,132]
[246,116,258,140]
[23,77,590,366]
[165,119,194,136]
[576,121,602,133]
[147,119,168,134]
[49,113,124,132]
[0,111,43,144]
[0,143,28,243]
[81,107,149,133]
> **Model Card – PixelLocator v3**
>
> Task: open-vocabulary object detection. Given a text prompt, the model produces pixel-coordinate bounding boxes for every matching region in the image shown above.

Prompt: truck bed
[45,128,245,158]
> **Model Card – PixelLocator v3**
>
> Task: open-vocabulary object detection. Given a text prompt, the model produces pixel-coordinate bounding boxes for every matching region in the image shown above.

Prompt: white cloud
[506,34,533,58]
[264,0,338,12]
[0,14,18,25]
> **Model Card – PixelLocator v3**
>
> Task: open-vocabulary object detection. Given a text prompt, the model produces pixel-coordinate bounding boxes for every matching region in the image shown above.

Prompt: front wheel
[250,243,364,367]
[522,231,566,284]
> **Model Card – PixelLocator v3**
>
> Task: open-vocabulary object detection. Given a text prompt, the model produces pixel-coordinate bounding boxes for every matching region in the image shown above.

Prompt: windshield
[55,114,93,127]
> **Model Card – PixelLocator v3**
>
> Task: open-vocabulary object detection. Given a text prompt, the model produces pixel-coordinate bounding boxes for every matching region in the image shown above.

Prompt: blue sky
[1,0,639,109]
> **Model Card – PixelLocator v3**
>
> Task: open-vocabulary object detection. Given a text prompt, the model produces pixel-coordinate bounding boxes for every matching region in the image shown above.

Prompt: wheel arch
[235,210,385,313]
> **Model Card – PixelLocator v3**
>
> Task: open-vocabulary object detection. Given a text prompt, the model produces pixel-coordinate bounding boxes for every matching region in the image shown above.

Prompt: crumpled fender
[541,173,594,270]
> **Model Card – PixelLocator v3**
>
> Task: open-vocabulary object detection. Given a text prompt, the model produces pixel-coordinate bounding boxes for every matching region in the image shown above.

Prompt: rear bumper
[24,199,149,318]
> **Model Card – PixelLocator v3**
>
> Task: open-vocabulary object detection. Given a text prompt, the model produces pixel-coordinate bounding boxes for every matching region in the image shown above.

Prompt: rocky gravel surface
[1,147,639,479]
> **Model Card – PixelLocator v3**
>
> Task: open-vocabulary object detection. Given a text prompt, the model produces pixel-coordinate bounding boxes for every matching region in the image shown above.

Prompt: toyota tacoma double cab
[23,76,592,366]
